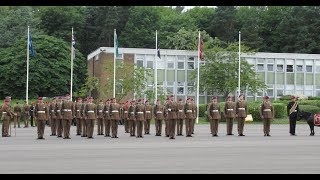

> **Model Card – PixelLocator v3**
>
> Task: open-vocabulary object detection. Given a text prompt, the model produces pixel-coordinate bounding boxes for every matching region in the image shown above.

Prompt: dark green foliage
[273,103,286,118]
[299,105,320,114]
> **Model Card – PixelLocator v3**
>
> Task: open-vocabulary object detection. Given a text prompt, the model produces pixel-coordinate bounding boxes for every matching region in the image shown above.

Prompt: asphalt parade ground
[0,123,319,174]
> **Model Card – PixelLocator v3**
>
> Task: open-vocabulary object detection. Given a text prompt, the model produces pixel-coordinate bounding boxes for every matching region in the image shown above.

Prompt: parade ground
[0,123,319,174]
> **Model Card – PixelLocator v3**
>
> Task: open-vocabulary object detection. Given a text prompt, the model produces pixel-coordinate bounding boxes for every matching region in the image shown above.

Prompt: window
[257,64,264,71]
[296,65,303,72]
[177,71,185,82]
[187,81,195,86]
[156,61,165,69]
[306,74,313,85]
[167,70,175,81]
[188,62,194,69]
[286,73,294,84]
[257,58,265,63]
[188,56,195,61]
[136,60,143,68]
[116,53,123,60]
[177,55,186,61]
[296,73,304,85]
[167,82,174,86]
[267,89,274,97]
[277,65,284,72]
[178,62,185,69]
[306,65,313,72]
[277,73,284,84]
[177,82,184,86]
[147,61,153,69]
[286,65,293,72]
[277,90,284,97]
[317,90,320,96]
[166,87,174,95]
[157,69,165,82]
[267,72,274,84]
[316,66,320,73]
[177,87,184,95]
[187,87,195,95]
[267,64,274,71]
[305,90,313,96]
[167,61,174,69]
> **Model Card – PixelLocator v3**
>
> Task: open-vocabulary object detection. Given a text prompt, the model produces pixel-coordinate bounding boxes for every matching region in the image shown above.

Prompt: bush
[273,103,286,118]
[198,104,207,118]
[299,105,320,114]
[308,96,320,100]
[298,100,320,108]
[279,95,292,101]
[248,102,262,121]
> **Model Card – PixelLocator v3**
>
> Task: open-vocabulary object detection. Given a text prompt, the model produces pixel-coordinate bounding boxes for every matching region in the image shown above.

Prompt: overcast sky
[182,6,216,12]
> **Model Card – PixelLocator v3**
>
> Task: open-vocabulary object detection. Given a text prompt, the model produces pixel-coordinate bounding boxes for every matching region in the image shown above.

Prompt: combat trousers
[104,119,111,136]
[50,118,57,135]
[14,115,21,128]
[155,119,162,135]
[76,118,82,135]
[124,119,129,133]
[237,117,246,135]
[62,119,72,138]
[226,118,234,135]
[144,119,151,134]
[37,120,46,138]
[263,118,271,135]
[210,119,219,135]
[177,119,183,135]
[191,118,195,133]
[111,119,119,137]
[81,118,87,137]
[165,119,169,136]
[56,119,63,137]
[2,119,10,137]
[129,120,136,136]
[289,117,297,135]
[23,113,29,127]
[136,120,144,137]
[97,118,104,135]
[169,119,177,138]
[185,119,193,136]
[30,116,34,127]
[86,119,95,138]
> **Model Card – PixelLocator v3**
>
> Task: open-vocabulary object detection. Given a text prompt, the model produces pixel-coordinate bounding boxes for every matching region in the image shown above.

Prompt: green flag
[115,31,119,57]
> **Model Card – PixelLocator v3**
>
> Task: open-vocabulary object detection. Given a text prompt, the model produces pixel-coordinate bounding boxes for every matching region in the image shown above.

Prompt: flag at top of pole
[29,31,34,57]
[199,37,203,60]
[113,29,118,98]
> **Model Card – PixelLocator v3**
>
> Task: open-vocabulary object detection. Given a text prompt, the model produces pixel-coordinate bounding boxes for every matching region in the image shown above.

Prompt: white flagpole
[26,26,29,104]
[238,31,241,99]
[155,30,158,104]
[196,31,200,124]
[113,29,116,98]
[70,27,74,101]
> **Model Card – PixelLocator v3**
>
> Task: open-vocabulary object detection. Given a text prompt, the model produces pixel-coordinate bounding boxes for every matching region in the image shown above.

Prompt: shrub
[248,102,262,121]
[273,103,286,118]
[308,96,320,100]
[299,105,320,114]
[298,100,320,108]
[198,104,207,118]
[279,95,292,101]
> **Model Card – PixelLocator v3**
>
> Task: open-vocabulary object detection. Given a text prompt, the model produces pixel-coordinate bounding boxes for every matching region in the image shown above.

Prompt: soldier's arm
[272,105,275,119]
[259,104,263,118]
[245,102,248,115]
[287,103,290,116]
[207,103,212,119]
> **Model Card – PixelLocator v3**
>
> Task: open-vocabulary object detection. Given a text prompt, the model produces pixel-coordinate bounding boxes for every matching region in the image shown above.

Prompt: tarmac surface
[0,123,319,174]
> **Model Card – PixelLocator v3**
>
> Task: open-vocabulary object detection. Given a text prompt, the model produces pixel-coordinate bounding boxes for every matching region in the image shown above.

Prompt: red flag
[199,38,203,60]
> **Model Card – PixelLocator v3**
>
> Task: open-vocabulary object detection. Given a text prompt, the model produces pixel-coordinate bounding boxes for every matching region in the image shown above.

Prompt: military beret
[89,97,93,99]
[31,102,35,104]
[99,99,103,102]
[170,95,174,98]
[212,96,217,99]
[291,95,295,99]
[145,100,149,103]
[238,94,244,98]
[166,98,169,100]
[84,98,87,101]
[52,97,56,100]
[227,96,232,99]
[191,99,194,101]
[77,97,82,100]
[178,98,182,101]
[264,96,269,99]
[58,96,62,99]
[156,99,160,102]
[4,99,10,102]
[138,98,142,102]
[187,97,190,100]
[65,94,70,96]
[38,97,43,100]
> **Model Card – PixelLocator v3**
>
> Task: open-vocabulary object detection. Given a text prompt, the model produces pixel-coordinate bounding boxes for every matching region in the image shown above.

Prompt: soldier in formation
[123,101,129,133]
[74,98,82,136]
[61,94,73,139]
[97,99,104,135]
[49,97,57,136]
[1,97,14,137]
[185,97,195,137]
[207,96,221,137]
[236,94,248,136]
[85,97,96,139]
[81,98,88,137]
[144,100,152,135]
[224,96,236,135]
[287,95,299,136]
[167,95,177,139]
[135,98,145,138]
[260,96,274,136]
[110,98,121,138]
[55,97,63,138]
[103,99,111,137]
[176,98,185,136]
[34,97,48,139]
[128,100,136,137]
[13,102,21,128]
[153,99,166,136]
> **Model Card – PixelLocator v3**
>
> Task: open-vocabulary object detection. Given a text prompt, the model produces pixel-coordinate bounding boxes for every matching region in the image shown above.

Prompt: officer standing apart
[34,97,48,139]
[85,97,96,139]
[224,96,236,135]
[260,96,274,136]
[23,101,30,128]
[13,102,22,128]
[144,100,152,135]
[49,97,57,136]
[153,99,166,136]
[207,96,221,137]
[287,95,299,136]
[1,97,14,137]
[176,98,185,136]
[135,99,146,138]
[61,94,74,139]
[236,94,248,136]
[97,100,104,135]
[109,98,121,138]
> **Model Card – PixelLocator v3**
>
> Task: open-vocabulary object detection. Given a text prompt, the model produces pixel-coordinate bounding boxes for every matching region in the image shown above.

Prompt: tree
[0,34,87,99]
[184,6,215,34]
[190,38,266,98]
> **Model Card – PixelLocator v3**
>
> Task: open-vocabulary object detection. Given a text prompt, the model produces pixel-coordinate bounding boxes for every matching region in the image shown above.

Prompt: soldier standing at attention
[128,100,136,137]
[144,100,152,135]
[103,99,111,137]
[164,98,170,137]
[287,95,299,136]
[61,94,74,139]
[236,94,248,136]
[34,97,48,139]
[153,99,166,136]
[81,98,88,137]
[207,96,221,137]
[191,99,197,134]
[23,101,29,128]
[123,101,129,133]
[110,98,121,138]
[55,96,63,138]
[85,97,96,139]
[97,99,104,135]
[260,96,274,136]
[2,97,14,137]
[49,97,57,136]
[135,99,145,138]
[45,102,50,126]
[13,102,22,128]
[184,98,195,137]
[176,98,185,136]
[29,102,35,127]
[74,98,82,136]
[224,96,236,135]
[167,95,178,139]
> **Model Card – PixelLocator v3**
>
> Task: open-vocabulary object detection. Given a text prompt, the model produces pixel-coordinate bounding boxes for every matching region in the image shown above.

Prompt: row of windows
[137,60,197,70]
[257,72,320,85]
[256,64,315,72]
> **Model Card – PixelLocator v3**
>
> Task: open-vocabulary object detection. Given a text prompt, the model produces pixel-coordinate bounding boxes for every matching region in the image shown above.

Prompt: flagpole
[196,31,200,124]
[155,30,158,104]
[113,29,116,98]
[238,31,241,99]
[26,26,29,104]
[70,27,74,101]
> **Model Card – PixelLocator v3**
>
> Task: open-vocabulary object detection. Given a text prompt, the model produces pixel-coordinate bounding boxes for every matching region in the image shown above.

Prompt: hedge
[299,105,320,114]
[308,96,320,100]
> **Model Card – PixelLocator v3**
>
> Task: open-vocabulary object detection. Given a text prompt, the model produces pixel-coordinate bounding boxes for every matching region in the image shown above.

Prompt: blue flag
[29,32,34,57]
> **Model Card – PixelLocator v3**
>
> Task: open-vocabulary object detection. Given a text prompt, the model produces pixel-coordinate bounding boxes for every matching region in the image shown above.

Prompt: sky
[182,6,216,12]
